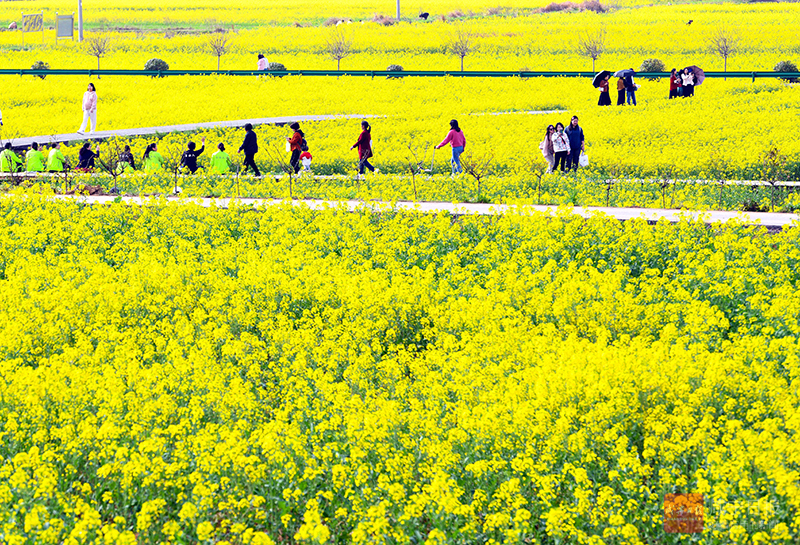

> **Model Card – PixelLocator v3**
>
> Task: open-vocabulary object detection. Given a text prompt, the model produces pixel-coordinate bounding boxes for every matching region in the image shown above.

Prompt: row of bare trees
[74,24,744,75]
[577,26,740,73]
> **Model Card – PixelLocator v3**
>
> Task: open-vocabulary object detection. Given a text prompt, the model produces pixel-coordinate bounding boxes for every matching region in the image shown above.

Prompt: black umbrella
[592,70,612,88]
[614,69,636,78]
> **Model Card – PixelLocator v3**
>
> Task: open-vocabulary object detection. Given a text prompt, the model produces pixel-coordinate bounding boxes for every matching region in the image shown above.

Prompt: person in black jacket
[238,123,260,177]
[77,141,100,170]
[180,137,206,173]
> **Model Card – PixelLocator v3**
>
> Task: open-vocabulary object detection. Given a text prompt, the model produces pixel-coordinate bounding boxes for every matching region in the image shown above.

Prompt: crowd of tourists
[0,91,474,177]
[594,67,700,106]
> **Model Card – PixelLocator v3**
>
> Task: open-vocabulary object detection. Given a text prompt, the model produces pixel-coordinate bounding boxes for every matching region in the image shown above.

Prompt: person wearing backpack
[350,120,375,176]
[286,122,305,175]
[238,123,260,177]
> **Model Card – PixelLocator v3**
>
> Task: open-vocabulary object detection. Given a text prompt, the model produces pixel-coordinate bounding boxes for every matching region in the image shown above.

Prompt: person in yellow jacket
[0,142,23,172]
[26,142,46,172]
[142,143,164,173]
[47,142,67,172]
[210,143,232,174]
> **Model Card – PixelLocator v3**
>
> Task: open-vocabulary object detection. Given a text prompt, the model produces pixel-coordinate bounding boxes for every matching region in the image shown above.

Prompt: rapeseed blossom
[0,191,797,542]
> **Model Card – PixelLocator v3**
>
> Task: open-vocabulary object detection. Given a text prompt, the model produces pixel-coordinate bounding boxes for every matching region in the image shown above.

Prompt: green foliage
[30,60,50,80]
[144,58,170,75]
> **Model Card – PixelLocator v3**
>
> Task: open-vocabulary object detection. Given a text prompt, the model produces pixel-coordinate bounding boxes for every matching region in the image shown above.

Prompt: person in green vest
[26,142,46,172]
[0,142,23,172]
[143,143,164,173]
[210,142,232,174]
[47,142,67,172]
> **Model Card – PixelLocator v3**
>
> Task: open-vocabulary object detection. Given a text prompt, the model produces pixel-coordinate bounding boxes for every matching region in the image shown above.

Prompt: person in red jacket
[350,120,375,176]
[285,122,304,174]
[669,68,681,99]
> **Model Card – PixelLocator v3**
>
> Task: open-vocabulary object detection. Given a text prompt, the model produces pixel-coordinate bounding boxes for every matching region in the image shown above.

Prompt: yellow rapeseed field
[1,2,799,543]
[0,191,798,544]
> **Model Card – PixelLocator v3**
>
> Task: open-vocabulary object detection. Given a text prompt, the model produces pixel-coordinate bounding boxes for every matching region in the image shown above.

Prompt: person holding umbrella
[593,71,612,106]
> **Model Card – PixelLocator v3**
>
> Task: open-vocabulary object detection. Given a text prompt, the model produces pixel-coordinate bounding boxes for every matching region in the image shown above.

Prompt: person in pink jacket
[434,119,466,174]
[78,83,97,134]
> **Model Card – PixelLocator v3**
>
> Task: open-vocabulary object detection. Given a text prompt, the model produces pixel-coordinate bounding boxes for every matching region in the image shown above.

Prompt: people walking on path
[257,54,268,71]
[434,119,466,175]
[624,70,637,106]
[286,122,304,175]
[350,120,375,176]
[47,142,67,172]
[539,125,555,173]
[669,69,681,99]
[681,68,695,97]
[0,143,22,173]
[26,142,45,172]
[210,143,232,174]
[78,83,98,134]
[238,123,260,177]
[180,137,206,174]
[598,75,612,106]
[616,77,625,106]
[565,116,584,171]
[142,143,164,173]
[77,142,100,170]
[551,122,571,173]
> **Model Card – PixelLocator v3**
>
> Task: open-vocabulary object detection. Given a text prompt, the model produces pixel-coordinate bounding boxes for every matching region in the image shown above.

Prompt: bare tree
[577,28,606,72]
[85,34,112,74]
[325,26,354,70]
[709,26,740,77]
[403,138,433,201]
[263,143,297,199]
[460,148,495,202]
[208,33,230,70]
[446,30,474,71]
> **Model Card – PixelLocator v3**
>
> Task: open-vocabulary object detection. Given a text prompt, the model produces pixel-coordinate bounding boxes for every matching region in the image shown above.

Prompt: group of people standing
[538,116,585,173]
[669,68,697,98]
[596,71,639,106]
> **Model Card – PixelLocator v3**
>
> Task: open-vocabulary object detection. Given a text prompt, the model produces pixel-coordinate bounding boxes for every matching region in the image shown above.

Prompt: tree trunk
[460,56,464,71]
[217,57,220,70]
[724,56,727,80]
[337,59,341,70]
[592,58,595,72]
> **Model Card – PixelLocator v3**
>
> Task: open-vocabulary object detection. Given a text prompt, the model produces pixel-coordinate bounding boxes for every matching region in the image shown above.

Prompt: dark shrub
[774,60,799,82]
[144,58,169,77]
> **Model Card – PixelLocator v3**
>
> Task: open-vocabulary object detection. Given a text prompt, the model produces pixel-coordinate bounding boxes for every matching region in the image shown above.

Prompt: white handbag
[579,152,589,167]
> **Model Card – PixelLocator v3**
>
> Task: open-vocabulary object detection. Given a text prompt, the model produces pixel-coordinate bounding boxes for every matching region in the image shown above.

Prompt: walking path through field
[10,114,376,148]
[49,195,800,228]
[10,111,558,148]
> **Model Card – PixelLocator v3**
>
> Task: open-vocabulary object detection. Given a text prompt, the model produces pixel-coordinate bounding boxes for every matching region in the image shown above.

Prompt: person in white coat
[78,83,98,134]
